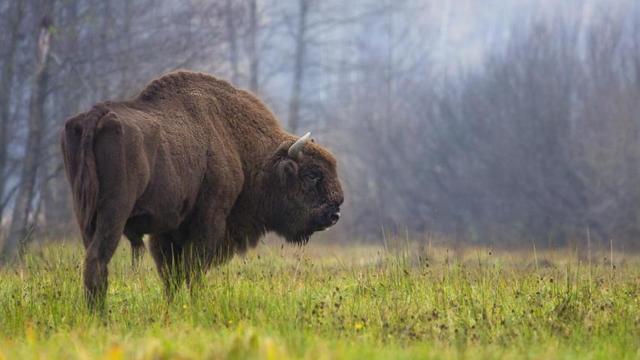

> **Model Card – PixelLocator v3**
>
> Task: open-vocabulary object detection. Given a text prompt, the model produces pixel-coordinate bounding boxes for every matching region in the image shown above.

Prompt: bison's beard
[274,205,338,245]
[284,214,334,245]
[284,230,312,245]
[271,220,312,245]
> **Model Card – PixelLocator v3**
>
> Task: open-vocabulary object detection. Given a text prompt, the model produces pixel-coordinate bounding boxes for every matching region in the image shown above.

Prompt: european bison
[61,71,343,307]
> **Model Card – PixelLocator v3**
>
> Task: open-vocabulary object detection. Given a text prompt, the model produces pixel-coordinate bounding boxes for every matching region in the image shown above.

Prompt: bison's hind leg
[84,215,126,312]
[83,113,137,312]
[131,241,145,270]
[124,228,145,270]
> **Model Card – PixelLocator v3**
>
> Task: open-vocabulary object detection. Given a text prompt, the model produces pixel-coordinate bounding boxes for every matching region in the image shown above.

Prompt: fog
[1,0,639,259]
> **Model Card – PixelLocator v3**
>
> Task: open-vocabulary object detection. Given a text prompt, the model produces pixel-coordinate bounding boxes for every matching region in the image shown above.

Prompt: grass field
[0,238,639,359]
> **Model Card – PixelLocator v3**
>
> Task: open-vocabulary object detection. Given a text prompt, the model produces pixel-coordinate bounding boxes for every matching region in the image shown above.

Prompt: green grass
[0,239,639,359]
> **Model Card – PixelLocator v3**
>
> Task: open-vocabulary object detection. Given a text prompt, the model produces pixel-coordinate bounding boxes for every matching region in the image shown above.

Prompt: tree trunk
[248,0,259,93]
[226,0,239,85]
[41,158,69,237]
[0,1,25,222]
[118,0,133,98]
[287,0,309,133]
[98,0,112,99]
[1,16,54,264]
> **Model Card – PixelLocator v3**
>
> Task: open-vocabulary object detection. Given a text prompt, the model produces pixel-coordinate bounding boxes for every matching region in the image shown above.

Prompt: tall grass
[0,239,638,359]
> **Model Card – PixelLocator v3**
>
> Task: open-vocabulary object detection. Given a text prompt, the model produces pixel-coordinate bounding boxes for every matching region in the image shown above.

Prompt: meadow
[0,237,639,359]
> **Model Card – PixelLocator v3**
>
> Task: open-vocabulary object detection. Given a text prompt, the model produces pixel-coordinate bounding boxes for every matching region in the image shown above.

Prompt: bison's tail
[61,107,109,246]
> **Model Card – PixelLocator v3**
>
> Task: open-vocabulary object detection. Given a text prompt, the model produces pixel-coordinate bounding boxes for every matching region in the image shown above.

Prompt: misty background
[1,0,639,259]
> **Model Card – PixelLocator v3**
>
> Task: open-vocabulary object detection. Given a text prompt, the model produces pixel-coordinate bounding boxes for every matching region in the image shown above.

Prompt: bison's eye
[303,172,321,183]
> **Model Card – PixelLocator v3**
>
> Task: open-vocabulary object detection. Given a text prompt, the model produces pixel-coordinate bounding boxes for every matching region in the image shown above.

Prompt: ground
[0,237,639,359]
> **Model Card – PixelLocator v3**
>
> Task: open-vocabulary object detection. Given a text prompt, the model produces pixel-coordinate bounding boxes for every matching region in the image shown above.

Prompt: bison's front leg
[148,215,230,301]
[183,214,232,295]
[181,162,242,295]
[149,231,186,301]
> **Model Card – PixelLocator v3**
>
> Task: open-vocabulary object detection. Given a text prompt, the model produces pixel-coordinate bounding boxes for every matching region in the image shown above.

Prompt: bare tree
[247,0,260,93]
[0,1,25,222]
[2,10,55,263]
[225,0,240,84]
[287,0,311,133]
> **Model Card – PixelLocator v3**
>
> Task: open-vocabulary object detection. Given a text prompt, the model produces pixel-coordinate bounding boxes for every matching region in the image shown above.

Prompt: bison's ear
[276,158,299,186]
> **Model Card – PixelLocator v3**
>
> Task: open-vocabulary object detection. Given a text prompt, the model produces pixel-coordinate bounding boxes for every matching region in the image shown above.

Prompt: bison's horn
[288,132,311,158]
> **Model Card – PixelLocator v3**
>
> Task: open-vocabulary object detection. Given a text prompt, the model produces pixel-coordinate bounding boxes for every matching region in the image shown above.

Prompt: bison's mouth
[311,222,332,233]
[311,209,340,232]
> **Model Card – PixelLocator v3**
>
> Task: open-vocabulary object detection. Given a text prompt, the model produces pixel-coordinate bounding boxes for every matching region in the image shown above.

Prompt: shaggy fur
[61,71,343,307]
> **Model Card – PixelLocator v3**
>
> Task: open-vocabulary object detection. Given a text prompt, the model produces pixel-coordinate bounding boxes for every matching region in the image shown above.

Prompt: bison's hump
[137,71,236,102]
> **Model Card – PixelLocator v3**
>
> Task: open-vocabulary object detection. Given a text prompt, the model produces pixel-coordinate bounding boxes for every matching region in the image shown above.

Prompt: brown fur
[61,71,343,307]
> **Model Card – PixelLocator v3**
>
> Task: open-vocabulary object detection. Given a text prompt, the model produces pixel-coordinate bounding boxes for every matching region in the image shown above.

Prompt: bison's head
[266,132,344,244]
